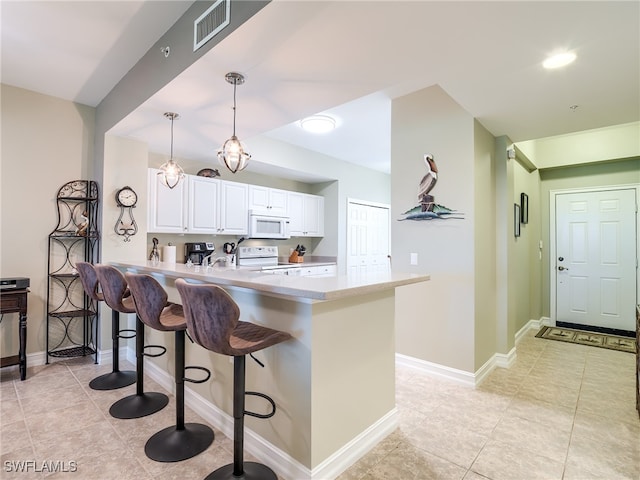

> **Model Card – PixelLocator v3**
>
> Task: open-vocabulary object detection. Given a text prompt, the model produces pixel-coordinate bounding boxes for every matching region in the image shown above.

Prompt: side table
[0,288,29,380]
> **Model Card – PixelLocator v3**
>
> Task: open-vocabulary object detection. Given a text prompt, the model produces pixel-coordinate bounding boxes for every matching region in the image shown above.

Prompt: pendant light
[217,72,251,173]
[158,112,185,189]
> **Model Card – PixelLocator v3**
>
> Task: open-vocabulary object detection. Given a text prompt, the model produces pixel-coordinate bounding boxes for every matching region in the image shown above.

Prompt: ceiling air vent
[194,0,230,52]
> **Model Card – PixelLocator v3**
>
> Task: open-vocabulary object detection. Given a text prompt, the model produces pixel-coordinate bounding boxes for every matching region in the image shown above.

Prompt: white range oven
[237,246,337,277]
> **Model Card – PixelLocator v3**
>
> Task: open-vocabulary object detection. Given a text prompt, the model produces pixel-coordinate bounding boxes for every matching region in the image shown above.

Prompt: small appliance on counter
[184,242,215,265]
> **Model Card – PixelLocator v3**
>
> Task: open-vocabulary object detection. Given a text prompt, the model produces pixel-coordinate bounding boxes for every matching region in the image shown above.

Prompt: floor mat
[536,325,636,353]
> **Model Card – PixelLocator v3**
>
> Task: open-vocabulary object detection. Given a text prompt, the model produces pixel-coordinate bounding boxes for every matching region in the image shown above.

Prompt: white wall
[391,85,477,373]
[1,84,95,358]
[473,120,498,369]
[518,122,640,169]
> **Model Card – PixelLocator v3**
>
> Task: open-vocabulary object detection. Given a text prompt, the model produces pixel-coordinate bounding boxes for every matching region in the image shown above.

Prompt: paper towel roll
[162,245,176,264]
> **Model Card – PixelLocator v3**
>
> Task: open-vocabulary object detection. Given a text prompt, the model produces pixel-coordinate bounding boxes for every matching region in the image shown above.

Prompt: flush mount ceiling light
[158,112,185,189]
[217,72,251,174]
[299,115,336,134]
[543,51,577,69]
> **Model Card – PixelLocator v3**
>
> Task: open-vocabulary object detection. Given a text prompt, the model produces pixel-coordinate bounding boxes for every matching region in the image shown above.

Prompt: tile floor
[1,328,638,479]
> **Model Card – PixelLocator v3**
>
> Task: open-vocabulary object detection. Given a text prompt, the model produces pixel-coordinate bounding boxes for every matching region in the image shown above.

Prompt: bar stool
[76,262,136,390]
[94,265,169,419]
[125,272,214,462]
[175,278,292,480]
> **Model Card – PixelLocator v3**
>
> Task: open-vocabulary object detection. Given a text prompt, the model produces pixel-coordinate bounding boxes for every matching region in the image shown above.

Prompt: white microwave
[248,210,290,239]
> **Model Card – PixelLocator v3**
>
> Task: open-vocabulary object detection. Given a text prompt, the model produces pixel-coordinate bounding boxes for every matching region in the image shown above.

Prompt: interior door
[555,189,637,331]
[347,200,390,274]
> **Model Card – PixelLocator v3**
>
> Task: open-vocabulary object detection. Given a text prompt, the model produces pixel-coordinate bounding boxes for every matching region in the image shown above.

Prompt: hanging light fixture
[158,112,185,189]
[217,72,251,173]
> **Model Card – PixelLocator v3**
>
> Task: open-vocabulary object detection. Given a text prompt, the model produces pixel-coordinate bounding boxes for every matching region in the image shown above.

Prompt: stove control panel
[237,246,278,259]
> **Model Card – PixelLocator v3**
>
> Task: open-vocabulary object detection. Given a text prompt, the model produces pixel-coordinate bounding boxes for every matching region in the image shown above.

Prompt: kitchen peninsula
[111,260,429,479]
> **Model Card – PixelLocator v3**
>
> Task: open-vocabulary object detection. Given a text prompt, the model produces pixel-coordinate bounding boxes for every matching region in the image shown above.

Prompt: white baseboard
[540,316,553,327]
[492,347,516,369]
[395,353,476,387]
[311,408,398,479]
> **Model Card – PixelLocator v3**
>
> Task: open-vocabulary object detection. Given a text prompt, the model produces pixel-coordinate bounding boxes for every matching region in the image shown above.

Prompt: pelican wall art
[399,154,465,221]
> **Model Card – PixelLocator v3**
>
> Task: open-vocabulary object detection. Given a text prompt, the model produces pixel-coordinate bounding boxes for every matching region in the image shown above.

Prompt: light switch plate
[410,253,418,265]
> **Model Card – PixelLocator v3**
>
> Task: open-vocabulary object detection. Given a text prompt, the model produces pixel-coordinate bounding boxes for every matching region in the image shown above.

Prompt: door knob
[558,266,569,271]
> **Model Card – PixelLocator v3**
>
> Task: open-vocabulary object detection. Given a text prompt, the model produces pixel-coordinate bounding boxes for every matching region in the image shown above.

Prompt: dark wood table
[0,288,29,380]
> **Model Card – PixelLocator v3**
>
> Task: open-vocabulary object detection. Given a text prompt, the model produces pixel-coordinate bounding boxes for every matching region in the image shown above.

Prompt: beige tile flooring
[1,328,638,479]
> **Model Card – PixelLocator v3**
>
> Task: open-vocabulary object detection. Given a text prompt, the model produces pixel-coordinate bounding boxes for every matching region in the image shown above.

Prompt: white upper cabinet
[187,175,219,234]
[219,180,248,235]
[148,170,248,235]
[147,168,321,238]
[248,185,288,216]
[287,192,324,237]
[148,168,187,233]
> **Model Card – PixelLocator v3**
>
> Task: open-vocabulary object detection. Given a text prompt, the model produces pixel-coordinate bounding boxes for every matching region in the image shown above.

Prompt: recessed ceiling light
[299,115,336,134]
[543,52,577,69]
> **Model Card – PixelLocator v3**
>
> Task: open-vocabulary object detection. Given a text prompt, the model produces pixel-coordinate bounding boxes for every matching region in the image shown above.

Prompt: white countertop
[111,260,429,302]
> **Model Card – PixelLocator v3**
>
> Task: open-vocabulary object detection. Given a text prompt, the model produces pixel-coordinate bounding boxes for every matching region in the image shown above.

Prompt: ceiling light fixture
[543,51,577,69]
[300,115,336,134]
[217,72,251,174]
[158,112,185,189]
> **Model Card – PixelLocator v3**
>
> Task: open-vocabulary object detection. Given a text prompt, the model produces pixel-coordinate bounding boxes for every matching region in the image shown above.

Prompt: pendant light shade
[217,72,251,173]
[158,112,185,189]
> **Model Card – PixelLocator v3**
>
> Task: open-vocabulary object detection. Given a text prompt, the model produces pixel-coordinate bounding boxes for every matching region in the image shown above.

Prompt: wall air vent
[194,0,230,52]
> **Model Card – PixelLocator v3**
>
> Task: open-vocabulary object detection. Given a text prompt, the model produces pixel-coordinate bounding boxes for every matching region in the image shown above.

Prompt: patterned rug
[536,326,636,354]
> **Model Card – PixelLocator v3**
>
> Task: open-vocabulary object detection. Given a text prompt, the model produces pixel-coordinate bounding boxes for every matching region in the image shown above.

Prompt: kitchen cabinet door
[219,180,248,235]
[187,175,219,234]
[303,194,324,236]
[287,192,305,236]
[148,168,187,233]
[248,185,288,216]
[287,192,324,237]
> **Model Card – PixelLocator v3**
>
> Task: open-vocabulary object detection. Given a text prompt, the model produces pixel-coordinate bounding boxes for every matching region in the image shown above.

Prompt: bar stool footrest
[184,365,211,384]
[143,344,166,358]
[205,461,277,480]
[117,328,136,340]
[244,391,276,419]
[145,423,214,462]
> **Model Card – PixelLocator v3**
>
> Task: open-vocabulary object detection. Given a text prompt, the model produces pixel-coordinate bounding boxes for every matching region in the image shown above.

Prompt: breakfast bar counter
[112,260,429,479]
[110,260,429,302]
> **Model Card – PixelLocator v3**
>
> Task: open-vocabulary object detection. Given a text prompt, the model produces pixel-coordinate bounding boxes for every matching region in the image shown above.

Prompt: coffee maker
[184,242,215,265]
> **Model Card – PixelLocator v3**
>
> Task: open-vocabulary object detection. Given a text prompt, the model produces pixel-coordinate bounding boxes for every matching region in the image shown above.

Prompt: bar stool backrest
[125,272,176,332]
[94,265,135,314]
[76,262,104,302]
[175,279,240,356]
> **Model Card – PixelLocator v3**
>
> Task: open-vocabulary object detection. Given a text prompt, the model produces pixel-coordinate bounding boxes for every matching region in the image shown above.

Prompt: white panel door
[556,189,636,330]
[347,201,390,274]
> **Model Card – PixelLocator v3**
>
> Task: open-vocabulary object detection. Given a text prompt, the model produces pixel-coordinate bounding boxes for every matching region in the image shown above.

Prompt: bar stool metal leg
[144,330,214,462]
[109,317,169,419]
[206,355,277,480]
[89,310,136,390]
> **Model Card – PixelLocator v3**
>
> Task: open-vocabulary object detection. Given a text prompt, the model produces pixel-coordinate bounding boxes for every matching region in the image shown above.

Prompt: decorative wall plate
[197,168,220,178]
